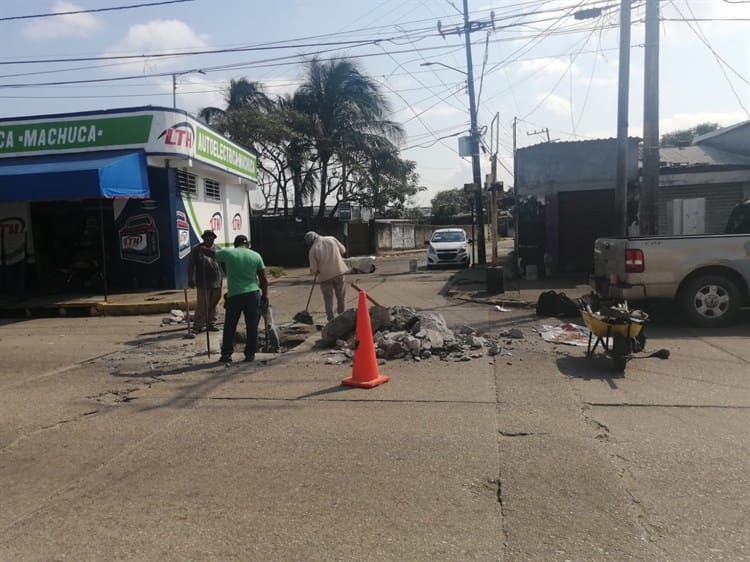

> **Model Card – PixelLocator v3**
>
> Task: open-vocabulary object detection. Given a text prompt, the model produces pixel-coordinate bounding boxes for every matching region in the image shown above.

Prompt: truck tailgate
[593,238,627,277]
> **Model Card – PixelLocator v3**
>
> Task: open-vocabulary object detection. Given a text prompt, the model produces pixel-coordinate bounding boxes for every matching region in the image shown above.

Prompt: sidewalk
[443,264,592,309]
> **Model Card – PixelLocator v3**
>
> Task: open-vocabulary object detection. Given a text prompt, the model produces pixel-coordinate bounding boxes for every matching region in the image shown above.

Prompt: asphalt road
[1,254,748,561]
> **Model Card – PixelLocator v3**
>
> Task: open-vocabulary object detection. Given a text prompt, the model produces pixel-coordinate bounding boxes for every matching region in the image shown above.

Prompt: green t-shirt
[215,247,265,297]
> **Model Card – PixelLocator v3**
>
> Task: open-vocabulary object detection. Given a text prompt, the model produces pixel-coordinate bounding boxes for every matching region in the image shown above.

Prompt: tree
[347,145,424,216]
[661,122,720,147]
[431,189,472,223]
[198,78,270,126]
[294,57,404,216]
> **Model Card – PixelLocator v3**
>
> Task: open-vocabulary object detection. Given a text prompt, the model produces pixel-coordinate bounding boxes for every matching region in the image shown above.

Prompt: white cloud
[537,93,571,116]
[22,1,99,39]
[103,20,210,74]
[660,111,749,134]
[518,57,578,77]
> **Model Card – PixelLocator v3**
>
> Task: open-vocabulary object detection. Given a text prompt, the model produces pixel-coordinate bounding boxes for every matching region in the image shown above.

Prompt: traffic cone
[341,290,389,389]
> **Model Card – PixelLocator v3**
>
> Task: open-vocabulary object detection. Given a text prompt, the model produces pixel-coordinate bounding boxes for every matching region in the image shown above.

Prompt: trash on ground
[495,305,512,312]
[538,323,598,347]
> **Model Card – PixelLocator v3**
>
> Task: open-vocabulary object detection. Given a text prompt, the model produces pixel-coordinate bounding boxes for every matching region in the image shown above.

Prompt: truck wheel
[680,274,741,328]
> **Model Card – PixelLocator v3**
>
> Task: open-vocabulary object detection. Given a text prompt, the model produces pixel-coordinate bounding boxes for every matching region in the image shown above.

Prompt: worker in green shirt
[215,235,268,363]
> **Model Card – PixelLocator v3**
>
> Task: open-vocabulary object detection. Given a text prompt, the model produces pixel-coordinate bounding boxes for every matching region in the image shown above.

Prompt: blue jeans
[221,291,261,358]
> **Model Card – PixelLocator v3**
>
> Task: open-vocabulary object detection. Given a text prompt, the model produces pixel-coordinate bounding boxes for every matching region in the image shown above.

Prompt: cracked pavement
[1,256,749,560]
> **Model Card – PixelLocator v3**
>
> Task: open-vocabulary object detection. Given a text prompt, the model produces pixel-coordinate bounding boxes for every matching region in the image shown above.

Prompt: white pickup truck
[593,227,750,327]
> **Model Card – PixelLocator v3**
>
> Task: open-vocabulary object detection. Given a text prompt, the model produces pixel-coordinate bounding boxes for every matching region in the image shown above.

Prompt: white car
[425,228,471,269]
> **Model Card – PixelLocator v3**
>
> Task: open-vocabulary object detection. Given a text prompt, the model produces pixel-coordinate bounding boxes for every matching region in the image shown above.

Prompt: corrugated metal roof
[659,145,750,168]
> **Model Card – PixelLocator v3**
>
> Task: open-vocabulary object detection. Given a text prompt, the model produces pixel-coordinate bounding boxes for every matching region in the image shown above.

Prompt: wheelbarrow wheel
[611,333,630,373]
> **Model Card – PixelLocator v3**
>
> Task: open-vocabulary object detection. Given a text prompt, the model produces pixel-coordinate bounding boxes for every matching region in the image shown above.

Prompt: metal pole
[641,0,660,236]
[490,113,499,266]
[98,203,109,302]
[183,288,192,335]
[463,0,486,265]
[614,0,632,237]
[512,116,519,274]
[172,74,177,108]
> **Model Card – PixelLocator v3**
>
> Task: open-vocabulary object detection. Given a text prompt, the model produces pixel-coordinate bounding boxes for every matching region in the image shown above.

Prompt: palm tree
[198,78,270,126]
[294,57,404,216]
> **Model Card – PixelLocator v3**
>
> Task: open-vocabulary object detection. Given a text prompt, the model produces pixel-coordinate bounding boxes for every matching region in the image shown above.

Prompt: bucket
[409,259,418,272]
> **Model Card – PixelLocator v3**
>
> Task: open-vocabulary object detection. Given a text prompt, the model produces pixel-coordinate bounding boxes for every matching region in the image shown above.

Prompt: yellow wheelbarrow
[580,308,647,372]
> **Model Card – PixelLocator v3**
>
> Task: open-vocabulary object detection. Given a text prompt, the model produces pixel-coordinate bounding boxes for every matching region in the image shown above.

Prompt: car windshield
[431,231,465,242]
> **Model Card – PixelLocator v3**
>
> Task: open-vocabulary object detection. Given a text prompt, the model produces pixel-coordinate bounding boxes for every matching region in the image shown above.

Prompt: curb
[96,300,195,316]
[454,295,536,309]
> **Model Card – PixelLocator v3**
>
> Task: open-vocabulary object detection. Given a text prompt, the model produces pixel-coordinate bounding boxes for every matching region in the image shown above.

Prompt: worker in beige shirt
[304,231,349,321]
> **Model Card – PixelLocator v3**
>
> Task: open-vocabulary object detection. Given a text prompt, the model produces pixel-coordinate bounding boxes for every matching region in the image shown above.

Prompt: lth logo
[210,212,222,233]
[157,121,194,148]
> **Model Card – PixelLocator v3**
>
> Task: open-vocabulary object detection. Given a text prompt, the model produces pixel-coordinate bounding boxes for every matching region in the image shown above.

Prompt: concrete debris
[500,328,524,339]
[319,305,525,364]
[161,309,189,325]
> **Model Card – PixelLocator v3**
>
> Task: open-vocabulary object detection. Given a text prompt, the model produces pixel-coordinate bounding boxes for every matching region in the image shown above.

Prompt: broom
[293,275,317,325]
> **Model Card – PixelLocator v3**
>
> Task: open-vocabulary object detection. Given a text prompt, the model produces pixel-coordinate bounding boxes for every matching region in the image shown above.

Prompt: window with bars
[204,178,221,201]
[176,170,198,197]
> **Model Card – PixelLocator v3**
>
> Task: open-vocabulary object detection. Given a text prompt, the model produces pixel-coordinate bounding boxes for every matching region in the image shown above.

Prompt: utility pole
[489,113,500,266]
[512,116,518,270]
[432,3,494,264]
[614,0,632,237]
[462,0,488,264]
[641,0,660,235]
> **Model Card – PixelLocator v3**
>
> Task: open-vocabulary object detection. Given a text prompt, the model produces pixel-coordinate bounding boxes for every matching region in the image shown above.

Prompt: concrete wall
[516,138,640,197]
[374,221,483,252]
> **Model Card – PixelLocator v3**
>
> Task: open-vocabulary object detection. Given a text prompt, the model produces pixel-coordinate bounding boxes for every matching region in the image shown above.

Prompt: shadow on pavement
[556,355,623,388]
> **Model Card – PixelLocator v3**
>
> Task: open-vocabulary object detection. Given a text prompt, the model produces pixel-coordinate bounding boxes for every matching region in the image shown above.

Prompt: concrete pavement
[2,255,750,560]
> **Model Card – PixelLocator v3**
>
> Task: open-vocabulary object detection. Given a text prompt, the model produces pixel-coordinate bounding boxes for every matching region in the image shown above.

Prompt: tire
[679,273,741,328]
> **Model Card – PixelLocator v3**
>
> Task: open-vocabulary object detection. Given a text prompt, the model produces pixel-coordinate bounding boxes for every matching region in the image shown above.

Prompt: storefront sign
[119,214,160,264]
[0,108,257,182]
[0,115,152,154]
[176,210,191,259]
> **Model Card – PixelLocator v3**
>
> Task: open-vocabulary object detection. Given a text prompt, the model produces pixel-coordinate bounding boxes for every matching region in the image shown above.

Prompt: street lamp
[172,69,205,108]
[420,61,466,75]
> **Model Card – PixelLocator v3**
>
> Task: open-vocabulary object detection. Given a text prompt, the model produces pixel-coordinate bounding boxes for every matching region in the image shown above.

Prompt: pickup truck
[593,232,750,328]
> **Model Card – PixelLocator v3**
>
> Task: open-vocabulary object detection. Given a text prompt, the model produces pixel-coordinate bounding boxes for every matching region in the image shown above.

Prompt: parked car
[425,228,471,269]
[592,219,750,327]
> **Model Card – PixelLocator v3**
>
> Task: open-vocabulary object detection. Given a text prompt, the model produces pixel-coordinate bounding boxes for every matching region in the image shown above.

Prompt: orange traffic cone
[342,290,389,389]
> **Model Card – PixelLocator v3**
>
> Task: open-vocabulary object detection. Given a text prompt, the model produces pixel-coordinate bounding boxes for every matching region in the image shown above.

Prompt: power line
[0,0,194,22]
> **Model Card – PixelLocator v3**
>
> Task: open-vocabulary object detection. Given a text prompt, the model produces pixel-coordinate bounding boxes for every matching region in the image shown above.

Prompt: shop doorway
[30,199,115,292]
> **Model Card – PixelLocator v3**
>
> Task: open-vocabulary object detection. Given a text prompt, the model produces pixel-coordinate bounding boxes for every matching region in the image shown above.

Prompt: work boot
[218,354,232,363]
[244,354,255,363]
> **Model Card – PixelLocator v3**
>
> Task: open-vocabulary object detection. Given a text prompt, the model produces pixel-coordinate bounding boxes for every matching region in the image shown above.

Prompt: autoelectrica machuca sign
[0,107,257,182]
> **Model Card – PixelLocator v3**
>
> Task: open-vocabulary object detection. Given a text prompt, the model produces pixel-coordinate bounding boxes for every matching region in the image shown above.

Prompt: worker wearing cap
[187,229,224,333]
[304,231,348,321]
[215,235,268,363]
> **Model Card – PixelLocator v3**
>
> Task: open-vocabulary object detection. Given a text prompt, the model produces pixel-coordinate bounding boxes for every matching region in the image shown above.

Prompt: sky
[2,0,749,207]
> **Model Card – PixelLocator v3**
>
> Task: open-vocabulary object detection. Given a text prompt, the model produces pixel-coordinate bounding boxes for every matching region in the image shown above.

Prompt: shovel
[293,275,317,325]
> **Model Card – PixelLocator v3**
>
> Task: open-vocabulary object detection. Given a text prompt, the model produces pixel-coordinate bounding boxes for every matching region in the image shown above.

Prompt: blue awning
[0,150,150,202]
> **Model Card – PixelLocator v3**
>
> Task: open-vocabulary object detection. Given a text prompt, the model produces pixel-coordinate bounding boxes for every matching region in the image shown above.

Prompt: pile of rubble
[320,305,524,364]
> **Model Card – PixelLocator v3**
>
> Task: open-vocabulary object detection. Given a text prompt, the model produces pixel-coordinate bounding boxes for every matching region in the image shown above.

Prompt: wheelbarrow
[580,307,647,372]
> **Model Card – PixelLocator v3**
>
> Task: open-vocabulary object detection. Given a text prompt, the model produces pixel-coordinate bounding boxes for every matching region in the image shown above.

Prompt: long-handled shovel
[293,275,317,325]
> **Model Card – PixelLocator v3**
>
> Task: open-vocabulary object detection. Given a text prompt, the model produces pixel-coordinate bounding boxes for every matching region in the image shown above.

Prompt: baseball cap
[234,234,249,247]
[201,229,217,239]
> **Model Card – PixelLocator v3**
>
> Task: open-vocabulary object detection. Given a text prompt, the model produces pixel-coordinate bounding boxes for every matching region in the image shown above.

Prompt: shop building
[0,106,257,292]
